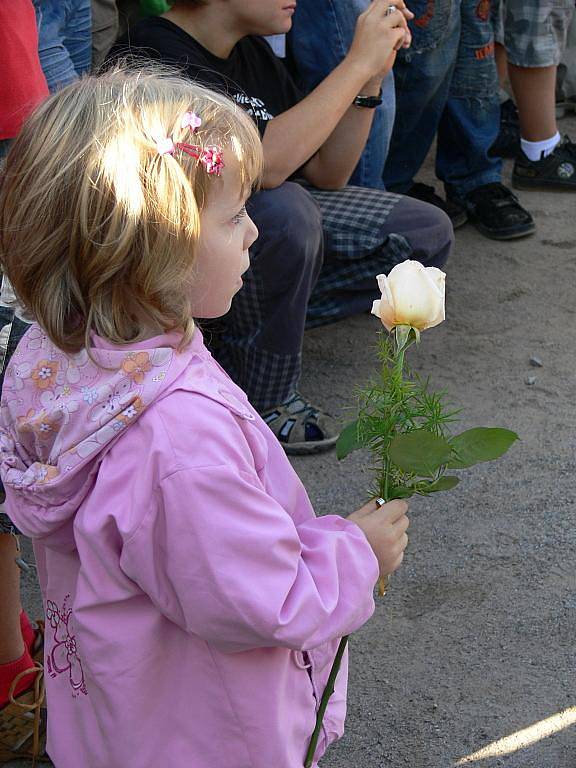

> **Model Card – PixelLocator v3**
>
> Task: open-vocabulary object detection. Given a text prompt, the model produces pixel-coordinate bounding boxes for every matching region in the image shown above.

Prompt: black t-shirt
[111,18,303,136]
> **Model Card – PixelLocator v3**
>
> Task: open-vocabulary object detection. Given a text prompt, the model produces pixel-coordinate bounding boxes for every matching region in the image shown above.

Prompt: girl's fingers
[377,499,409,523]
[393,514,410,534]
[388,550,405,573]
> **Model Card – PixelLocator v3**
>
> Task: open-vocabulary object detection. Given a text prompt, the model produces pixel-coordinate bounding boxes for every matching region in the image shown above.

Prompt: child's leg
[383,0,459,193]
[503,0,573,141]
[437,0,503,198]
[0,531,39,709]
[63,0,93,78]
[508,65,558,142]
[33,0,86,92]
[0,285,40,709]
[0,533,46,763]
[0,533,24,664]
[304,190,453,327]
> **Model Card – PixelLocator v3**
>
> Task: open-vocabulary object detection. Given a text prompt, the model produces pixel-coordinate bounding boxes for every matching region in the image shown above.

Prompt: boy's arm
[261,0,409,189]
[261,63,382,189]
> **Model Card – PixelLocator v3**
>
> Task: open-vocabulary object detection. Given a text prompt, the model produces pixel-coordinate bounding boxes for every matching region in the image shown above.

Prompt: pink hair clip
[156,137,175,156]
[177,143,225,176]
[200,146,225,176]
[181,111,202,132]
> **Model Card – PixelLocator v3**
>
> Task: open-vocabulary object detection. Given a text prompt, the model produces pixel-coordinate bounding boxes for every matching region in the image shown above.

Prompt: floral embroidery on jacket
[0,325,175,490]
[31,359,59,390]
[121,351,152,384]
[45,595,88,697]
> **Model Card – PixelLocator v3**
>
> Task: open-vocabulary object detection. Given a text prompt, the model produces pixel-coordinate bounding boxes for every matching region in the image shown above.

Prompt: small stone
[529,356,543,367]
[525,376,536,386]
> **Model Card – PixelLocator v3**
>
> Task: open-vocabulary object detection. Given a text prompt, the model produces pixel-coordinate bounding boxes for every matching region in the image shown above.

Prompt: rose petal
[388,261,443,331]
[376,274,388,294]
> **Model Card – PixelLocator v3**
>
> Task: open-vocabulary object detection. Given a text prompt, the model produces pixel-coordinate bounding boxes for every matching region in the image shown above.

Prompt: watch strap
[353,88,383,108]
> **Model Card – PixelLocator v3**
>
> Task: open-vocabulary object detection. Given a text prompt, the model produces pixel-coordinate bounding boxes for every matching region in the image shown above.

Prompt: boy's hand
[348,0,413,80]
[348,498,409,578]
[391,1,414,49]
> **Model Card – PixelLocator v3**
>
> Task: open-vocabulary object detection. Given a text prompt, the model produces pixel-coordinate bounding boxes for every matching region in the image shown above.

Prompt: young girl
[0,68,409,768]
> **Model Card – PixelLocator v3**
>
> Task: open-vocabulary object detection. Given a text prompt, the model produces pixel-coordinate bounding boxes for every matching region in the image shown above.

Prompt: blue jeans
[383,0,502,198]
[33,0,92,92]
[288,0,395,189]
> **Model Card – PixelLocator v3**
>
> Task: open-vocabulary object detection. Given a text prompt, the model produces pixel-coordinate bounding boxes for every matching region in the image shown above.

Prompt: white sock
[521,132,561,162]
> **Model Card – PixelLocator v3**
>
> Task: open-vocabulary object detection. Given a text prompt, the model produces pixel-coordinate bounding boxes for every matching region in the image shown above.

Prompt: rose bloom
[371,260,446,332]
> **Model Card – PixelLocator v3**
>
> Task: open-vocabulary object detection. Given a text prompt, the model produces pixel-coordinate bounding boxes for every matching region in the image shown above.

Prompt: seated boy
[111,0,453,454]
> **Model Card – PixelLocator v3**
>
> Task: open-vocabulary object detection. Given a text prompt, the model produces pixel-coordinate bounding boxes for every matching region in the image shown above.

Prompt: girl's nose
[246,216,259,249]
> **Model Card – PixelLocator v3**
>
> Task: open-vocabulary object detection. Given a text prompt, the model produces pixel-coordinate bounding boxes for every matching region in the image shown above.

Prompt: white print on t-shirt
[233,94,274,122]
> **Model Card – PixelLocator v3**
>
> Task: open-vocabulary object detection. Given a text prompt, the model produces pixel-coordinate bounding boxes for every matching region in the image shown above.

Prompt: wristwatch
[353,88,383,109]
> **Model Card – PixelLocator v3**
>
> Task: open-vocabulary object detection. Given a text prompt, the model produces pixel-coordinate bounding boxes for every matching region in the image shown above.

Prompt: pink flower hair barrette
[181,111,202,132]
[155,112,225,176]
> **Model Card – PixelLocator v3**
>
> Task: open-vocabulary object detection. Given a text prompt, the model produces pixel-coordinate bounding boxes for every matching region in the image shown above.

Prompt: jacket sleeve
[120,464,379,653]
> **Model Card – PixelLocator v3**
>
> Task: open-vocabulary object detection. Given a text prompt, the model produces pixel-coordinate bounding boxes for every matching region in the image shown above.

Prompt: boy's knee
[418,204,454,269]
[391,197,454,269]
[248,182,323,260]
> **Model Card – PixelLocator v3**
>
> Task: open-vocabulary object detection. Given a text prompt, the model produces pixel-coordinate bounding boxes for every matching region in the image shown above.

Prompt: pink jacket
[0,325,379,768]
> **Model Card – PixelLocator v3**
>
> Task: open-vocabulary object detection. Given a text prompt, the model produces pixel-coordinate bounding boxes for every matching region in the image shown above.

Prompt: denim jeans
[288,0,395,189]
[33,0,92,92]
[383,0,502,198]
[0,140,11,160]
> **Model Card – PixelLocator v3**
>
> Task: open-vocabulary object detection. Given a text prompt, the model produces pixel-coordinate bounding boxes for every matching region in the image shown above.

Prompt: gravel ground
[8,119,576,767]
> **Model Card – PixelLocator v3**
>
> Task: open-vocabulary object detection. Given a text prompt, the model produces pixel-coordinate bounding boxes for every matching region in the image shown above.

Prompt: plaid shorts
[493,0,575,67]
[0,274,31,532]
[304,184,412,327]
[305,183,402,257]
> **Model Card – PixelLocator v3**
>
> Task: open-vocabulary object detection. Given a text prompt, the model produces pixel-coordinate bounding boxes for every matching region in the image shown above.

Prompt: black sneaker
[406,182,468,229]
[490,99,521,159]
[513,135,576,190]
[454,183,536,240]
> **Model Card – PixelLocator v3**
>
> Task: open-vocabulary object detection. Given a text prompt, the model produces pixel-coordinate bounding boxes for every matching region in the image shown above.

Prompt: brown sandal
[260,392,339,455]
[0,663,48,765]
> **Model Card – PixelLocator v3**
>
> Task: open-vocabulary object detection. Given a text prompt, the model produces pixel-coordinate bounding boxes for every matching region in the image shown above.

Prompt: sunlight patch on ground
[455,707,576,764]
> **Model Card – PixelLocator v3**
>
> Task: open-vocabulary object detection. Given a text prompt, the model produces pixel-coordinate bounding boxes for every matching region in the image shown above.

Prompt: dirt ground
[10,117,576,768]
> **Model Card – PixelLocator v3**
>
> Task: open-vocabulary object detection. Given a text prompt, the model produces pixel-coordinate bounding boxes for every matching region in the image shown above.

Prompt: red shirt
[0,0,48,140]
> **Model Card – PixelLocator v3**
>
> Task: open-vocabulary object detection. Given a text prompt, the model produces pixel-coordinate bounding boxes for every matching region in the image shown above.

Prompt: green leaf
[336,420,363,460]
[421,476,460,493]
[448,428,519,469]
[389,430,453,477]
[387,485,416,500]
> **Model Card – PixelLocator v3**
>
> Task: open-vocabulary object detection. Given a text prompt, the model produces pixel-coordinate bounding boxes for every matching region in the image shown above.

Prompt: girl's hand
[347,0,413,80]
[348,498,409,578]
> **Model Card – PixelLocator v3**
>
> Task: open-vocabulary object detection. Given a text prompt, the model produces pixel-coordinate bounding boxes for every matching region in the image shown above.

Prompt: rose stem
[304,635,349,768]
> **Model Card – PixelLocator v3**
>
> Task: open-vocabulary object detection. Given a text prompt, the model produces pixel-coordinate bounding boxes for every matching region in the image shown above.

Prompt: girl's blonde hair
[0,65,263,353]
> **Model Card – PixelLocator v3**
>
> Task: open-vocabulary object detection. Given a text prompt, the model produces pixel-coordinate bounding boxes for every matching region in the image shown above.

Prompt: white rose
[371,261,446,332]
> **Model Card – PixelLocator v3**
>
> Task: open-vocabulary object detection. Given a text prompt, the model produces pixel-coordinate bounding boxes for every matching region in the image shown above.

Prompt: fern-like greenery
[355,332,459,500]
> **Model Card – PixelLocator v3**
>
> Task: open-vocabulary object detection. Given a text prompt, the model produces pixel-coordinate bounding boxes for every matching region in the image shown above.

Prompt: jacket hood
[0,324,196,539]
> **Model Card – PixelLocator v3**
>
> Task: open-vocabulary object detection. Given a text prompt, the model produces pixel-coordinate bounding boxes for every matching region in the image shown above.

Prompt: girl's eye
[231,206,247,225]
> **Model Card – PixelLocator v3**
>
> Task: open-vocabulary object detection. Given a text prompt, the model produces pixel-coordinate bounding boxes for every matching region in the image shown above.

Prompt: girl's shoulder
[130,357,269,476]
